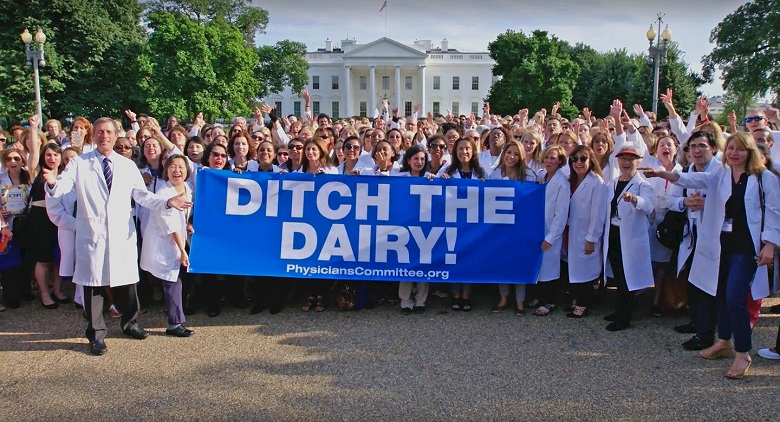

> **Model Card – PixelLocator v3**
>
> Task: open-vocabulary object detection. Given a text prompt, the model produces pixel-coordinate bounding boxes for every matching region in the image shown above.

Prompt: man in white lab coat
[42,118,192,355]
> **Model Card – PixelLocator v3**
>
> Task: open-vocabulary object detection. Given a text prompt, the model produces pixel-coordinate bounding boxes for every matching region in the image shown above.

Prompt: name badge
[722,218,733,233]
[611,216,621,227]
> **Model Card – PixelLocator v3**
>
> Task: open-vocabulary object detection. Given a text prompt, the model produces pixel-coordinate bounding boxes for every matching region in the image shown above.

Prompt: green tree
[140,12,259,120]
[255,40,309,100]
[703,0,780,101]
[569,43,604,111]
[715,91,756,127]
[146,0,269,44]
[580,49,642,117]
[0,0,145,122]
[486,30,580,118]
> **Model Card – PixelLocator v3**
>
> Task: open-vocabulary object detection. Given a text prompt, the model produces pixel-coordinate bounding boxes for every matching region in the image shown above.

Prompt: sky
[253,0,747,98]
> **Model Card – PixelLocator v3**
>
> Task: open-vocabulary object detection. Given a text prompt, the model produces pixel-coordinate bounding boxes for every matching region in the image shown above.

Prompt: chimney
[441,38,449,52]
[325,38,333,52]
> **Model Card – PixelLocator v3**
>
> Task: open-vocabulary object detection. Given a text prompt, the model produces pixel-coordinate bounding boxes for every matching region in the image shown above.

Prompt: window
[432,102,440,115]
[332,101,339,119]
[433,76,440,90]
[472,76,479,90]
[313,75,320,90]
[313,101,320,115]
[382,76,390,90]
[405,76,412,90]
[275,102,283,116]
[359,76,367,90]
[471,102,479,114]
[452,102,459,115]
[359,101,367,117]
[293,101,301,118]
[405,102,412,116]
[452,76,460,90]
[332,75,339,90]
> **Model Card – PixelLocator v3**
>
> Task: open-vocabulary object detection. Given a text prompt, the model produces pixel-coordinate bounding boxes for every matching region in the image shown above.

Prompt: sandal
[461,299,472,312]
[451,298,462,311]
[566,305,588,319]
[315,297,326,312]
[515,306,525,316]
[302,297,316,312]
[534,305,553,316]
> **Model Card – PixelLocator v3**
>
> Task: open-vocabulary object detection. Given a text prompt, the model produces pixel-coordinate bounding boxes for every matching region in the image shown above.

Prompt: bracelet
[1,224,8,229]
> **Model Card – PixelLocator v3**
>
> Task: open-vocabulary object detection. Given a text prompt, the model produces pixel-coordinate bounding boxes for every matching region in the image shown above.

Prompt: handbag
[656,210,688,249]
[11,183,33,250]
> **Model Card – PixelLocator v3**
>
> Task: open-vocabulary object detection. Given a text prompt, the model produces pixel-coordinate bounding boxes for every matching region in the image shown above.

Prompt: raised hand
[660,88,674,107]
[582,107,592,122]
[695,96,709,117]
[413,103,421,114]
[633,104,645,117]
[609,99,623,117]
[29,114,40,129]
[124,109,137,121]
[300,88,310,102]
[261,103,273,115]
[551,101,561,116]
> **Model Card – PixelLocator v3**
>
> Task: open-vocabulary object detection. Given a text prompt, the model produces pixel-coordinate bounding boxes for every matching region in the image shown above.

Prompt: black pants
[252,276,288,310]
[569,281,593,308]
[84,284,140,342]
[681,242,717,343]
[607,226,633,324]
[1,261,32,304]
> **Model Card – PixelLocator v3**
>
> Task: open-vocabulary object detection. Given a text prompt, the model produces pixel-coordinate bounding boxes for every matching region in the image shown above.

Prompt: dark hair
[162,154,191,182]
[446,138,485,179]
[440,122,463,137]
[687,131,717,148]
[202,143,230,169]
[400,144,428,175]
[137,136,164,170]
[227,131,256,160]
[371,139,399,164]
[184,136,205,154]
[39,143,64,172]
[756,143,780,177]
[567,145,602,186]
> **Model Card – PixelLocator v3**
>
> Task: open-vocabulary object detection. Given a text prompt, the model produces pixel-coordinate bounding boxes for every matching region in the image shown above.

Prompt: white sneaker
[432,290,448,298]
[757,347,780,360]
[0,303,6,312]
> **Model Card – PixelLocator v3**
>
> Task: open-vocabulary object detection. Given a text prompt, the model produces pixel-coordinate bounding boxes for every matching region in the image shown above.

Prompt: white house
[268,37,496,120]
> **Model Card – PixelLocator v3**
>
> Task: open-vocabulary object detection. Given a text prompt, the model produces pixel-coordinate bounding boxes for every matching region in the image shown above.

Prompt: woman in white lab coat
[487,140,537,316]
[601,143,654,331]
[547,145,605,318]
[526,145,570,316]
[644,132,780,379]
[440,137,486,312]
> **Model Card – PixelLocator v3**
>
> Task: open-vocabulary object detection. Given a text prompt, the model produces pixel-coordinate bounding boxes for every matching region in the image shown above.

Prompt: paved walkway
[1,289,777,420]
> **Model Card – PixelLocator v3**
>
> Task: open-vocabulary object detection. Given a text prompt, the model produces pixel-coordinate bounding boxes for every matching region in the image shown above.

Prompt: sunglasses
[569,156,588,163]
[344,144,361,151]
[744,116,764,123]
[277,152,289,156]
[0,138,7,142]
[210,152,228,159]
[5,156,22,162]
[429,144,446,150]
[514,135,522,139]
[290,145,303,150]
[251,135,261,140]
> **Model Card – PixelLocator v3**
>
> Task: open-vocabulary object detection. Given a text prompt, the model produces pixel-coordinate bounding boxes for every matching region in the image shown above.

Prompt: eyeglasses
[5,156,22,162]
[210,152,228,159]
[745,116,764,123]
[344,144,361,151]
[290,145,303,150]
[687,143,710,151]
[569,156,588,163]
[429,144,446,150]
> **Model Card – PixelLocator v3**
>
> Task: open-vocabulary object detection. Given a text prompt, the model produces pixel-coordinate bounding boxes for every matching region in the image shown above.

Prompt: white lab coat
[567,172,606,283]
[140,181,191,282]
[45,150,172,287]
[478,149,501,173]
[602,173,655,291]
[673,167,780,299]
[44,189,77,277]
[538,169,570,282]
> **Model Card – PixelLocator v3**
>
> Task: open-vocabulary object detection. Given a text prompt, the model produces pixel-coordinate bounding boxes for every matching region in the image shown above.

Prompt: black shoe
[122,326,149,340]
[651,304,662,317]
[606,321,630,332]
[40,298,58,310]
[461,299,472,312]
[54,295,72,304]
[89,340,107,355]
[674,322,696,334]
[682,336,713,351]
[400,307,413,315]
[269,305,284,315]
[451,298,462,311]
[165,325,194,337]
[183,306,196,316]
[603,313,618,322]
[5,300,20,309]
[413,306,426,314]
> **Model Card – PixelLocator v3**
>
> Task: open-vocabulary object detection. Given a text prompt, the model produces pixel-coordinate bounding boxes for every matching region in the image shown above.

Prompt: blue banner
[188,170,545,284]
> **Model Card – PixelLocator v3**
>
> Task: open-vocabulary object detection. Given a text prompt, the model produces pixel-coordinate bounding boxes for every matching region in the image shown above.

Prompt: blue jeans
[716,253,757,353]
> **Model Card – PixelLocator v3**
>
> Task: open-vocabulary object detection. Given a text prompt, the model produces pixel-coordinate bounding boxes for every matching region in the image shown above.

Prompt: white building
[268,37,496,120]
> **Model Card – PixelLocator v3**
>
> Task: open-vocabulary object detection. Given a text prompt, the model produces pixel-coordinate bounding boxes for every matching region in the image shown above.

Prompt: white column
[344,65,352,117]
[369,65,376,116]
[419,65,426,116]
[394,65,402,112]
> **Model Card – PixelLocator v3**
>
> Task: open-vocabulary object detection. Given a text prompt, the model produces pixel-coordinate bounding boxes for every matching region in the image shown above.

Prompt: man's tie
[102,157,112,192]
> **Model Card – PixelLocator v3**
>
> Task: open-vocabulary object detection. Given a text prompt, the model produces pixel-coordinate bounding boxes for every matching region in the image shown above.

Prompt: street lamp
[646,14,672,116]
[21,28,47,128]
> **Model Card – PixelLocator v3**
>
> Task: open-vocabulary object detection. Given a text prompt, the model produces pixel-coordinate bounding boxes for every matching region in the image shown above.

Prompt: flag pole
[385,1,388,37]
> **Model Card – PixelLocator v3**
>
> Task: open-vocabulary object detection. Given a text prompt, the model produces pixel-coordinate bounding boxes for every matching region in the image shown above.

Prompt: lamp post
[646,15,672,116]
[21,28,46,128]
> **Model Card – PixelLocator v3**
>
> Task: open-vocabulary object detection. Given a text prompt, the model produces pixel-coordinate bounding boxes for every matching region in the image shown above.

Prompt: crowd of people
[0,88,778,379]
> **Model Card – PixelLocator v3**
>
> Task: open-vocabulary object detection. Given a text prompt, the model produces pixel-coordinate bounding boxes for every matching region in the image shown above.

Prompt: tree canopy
[703,0,780,100]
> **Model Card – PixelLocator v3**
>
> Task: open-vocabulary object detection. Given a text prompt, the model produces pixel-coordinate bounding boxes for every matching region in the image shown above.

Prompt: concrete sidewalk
[1,292,777,421]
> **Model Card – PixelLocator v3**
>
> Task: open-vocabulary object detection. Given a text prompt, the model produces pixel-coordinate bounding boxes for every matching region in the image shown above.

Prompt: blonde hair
[723,132,766,175]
